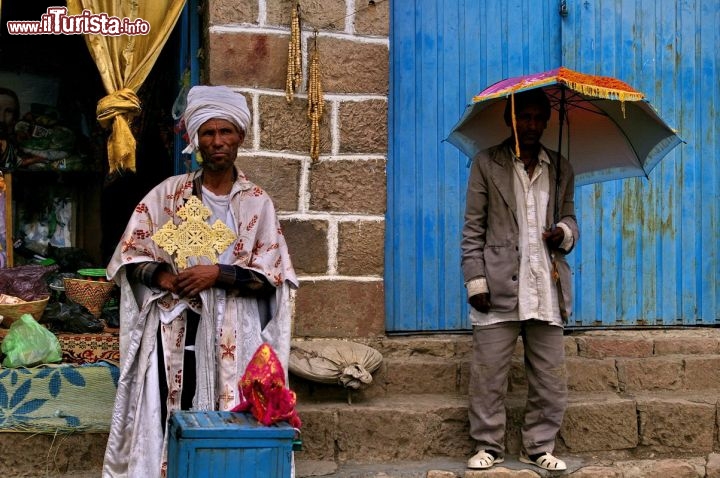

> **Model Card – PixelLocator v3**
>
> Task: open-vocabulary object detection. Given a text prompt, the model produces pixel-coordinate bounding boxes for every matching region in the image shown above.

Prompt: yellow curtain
[66,0,186,172]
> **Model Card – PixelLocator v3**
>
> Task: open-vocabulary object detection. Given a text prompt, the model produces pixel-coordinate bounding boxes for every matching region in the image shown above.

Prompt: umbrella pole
[555,85,567,225]
[553,85,569,324]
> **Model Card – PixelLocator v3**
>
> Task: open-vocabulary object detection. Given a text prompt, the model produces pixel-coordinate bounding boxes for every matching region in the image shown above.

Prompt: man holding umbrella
[461,89,578,471]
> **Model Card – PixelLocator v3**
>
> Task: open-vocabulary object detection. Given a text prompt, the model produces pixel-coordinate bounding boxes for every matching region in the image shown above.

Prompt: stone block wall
[206,0,390,338]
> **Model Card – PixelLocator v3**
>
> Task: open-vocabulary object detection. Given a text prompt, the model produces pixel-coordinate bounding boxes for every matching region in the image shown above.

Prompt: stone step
[16,453,720,478]
[292,330,720,401]
[295,390,720,464]
[3,389,719,477]
[297,453,720,477]
[324,351,720,397]
[6,330,720,477]
[0,431,106,477]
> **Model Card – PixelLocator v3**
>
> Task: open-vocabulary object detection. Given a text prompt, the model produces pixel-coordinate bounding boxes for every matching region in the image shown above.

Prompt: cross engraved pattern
[151,195,237,269]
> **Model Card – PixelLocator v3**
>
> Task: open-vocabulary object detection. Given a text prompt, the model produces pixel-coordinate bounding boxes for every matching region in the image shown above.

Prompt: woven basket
[64,278,116,318]
[0,296,50,328]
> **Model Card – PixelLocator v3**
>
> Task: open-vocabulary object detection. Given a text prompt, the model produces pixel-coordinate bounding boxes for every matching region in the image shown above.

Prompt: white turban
[181,85,251,154]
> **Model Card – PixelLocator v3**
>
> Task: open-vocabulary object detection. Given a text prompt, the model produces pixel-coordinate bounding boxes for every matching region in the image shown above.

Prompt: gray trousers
[468,320,567,457]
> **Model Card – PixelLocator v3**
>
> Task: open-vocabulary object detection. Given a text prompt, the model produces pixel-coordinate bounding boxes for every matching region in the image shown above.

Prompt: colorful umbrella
[446,67,683,186]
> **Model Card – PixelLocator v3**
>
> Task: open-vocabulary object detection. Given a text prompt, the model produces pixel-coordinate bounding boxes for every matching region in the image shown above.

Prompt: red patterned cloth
[231,343,301,428]
[57,332,119,365]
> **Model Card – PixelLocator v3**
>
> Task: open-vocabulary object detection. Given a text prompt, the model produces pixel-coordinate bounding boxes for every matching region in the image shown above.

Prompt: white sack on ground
[289,339,383,389]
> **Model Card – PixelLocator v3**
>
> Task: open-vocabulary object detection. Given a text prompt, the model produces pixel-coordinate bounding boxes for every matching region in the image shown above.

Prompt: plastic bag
[42,302,104,333]
[0,264,58,301]
[1,313,62,367]
[102,306,120,329]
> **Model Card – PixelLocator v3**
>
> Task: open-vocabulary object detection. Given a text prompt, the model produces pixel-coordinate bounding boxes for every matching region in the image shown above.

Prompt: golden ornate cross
[151,195,237,269]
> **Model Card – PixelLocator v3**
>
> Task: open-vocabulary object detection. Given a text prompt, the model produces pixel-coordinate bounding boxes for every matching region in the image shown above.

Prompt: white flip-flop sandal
[467,449,504,469]
[519,451,567,470]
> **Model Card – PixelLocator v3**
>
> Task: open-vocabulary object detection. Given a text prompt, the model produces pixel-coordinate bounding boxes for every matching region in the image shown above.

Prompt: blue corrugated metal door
[387,1,562,331]
[387,0,720,332]
[562,0,720,326]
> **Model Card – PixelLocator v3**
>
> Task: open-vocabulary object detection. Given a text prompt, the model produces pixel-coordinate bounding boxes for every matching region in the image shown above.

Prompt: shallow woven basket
[64,278,116,318]
[0,296,50,328]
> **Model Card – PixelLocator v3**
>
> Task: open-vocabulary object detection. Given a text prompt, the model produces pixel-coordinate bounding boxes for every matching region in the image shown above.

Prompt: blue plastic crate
[167,411,295,478]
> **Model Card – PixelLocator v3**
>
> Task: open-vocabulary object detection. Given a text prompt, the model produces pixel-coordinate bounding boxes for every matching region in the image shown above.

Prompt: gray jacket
[461,140,579,316]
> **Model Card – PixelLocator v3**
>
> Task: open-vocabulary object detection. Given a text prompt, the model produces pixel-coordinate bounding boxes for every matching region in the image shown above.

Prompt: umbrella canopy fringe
[556,67,645,102]
[560,80,644,102]
[472,79,555,103]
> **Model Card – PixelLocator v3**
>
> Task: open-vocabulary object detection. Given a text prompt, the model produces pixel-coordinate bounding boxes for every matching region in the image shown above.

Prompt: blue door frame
[173,0,201,175]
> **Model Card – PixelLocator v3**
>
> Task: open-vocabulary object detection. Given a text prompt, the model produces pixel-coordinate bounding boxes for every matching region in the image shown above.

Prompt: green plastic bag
[1,314,62,367]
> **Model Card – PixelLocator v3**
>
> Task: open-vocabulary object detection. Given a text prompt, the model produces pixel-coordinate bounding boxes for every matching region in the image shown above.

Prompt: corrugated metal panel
[387,1,562,331]
[562,0,720,326]
[388,0,719,331]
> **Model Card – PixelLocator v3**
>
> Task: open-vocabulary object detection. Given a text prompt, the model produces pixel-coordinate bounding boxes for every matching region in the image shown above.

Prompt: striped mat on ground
[0,362,119,433]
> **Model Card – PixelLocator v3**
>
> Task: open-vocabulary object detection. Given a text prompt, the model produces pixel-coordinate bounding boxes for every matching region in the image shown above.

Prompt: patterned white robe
[102,168,297,478]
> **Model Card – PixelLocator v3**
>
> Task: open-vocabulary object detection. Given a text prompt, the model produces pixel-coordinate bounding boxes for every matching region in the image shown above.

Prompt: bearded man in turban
[103,85,297,478]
